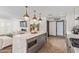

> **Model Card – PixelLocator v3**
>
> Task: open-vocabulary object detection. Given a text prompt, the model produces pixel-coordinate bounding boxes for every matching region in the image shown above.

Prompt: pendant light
[38,13,42,23]
[33,10,37,21]
[23,6,29,21]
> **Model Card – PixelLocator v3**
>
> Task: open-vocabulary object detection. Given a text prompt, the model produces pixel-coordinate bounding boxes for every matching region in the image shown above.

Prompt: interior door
[57,21,64,36]
[49,22,56,36]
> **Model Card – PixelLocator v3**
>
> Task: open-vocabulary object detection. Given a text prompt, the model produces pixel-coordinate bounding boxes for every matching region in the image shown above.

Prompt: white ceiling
[0,6,78,20]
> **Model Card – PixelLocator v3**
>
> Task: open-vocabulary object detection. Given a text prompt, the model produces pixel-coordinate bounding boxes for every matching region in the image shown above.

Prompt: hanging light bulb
[38,13,42,23]
[33,10,37,22]
[23,6,29,21]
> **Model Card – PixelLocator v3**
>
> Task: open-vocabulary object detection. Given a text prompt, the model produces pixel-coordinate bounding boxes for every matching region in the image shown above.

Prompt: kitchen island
[12,31,47,53]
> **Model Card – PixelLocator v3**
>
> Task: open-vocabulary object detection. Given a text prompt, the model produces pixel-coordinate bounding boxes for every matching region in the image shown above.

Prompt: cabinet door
[57,21,64,36]
[49,22,56,36]
[37,34,46,49]
[27,37,38,53]
[37,35,43,49]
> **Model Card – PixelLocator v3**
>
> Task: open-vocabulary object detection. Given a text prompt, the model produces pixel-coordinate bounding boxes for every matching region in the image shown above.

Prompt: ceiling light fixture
[38,13,42,23]
[23,6,29,21]
[33,10,37,21]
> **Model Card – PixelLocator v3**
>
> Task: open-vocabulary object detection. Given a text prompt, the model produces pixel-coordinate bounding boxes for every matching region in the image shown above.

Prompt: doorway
[47,20,64,37]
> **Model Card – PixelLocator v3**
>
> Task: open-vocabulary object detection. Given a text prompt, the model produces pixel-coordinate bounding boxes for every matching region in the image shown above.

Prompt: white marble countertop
[67,33,79,38]
[13,31,46,40]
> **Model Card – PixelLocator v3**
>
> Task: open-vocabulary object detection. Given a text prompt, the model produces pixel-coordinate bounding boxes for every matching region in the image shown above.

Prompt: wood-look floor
[0,36,67,53]
[0,46,12,53]
[38,37,67,53]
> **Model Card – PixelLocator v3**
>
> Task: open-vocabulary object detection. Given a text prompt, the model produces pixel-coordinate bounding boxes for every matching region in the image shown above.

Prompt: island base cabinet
[12,32,47,53]
[37,35,45,49]
[27,37,38,53]
[27,33,47,53]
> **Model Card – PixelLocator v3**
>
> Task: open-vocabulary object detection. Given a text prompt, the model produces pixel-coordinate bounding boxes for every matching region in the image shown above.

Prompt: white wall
[0,6,78,35]
[27,6,79,35]
[0,18,21,34]
[0,7,22,34]
[39,17,47,32]
[0,6,47,34]
[66,9,79,34]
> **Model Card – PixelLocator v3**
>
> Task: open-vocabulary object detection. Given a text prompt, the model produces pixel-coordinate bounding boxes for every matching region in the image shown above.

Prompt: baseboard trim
[49,35,65,38]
